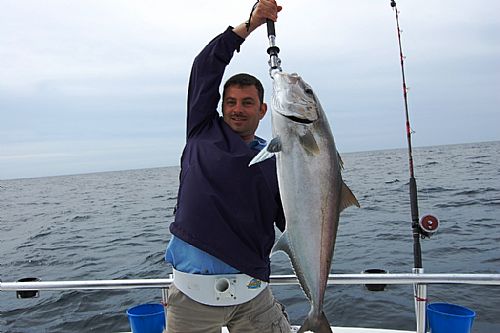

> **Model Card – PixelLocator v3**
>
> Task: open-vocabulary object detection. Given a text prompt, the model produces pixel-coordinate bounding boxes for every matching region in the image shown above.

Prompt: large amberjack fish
[250,71,360,333]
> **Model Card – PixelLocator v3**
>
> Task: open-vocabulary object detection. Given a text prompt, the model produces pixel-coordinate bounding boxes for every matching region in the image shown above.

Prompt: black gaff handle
[266,19,281,72]
[266,19,276,37]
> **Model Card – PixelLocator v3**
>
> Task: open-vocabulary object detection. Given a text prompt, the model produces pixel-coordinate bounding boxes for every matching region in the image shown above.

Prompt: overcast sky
[1,0,499,180]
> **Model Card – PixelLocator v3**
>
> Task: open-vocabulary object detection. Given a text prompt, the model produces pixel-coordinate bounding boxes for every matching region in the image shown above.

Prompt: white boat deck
[227,327,413,333]
[120,327,414,333]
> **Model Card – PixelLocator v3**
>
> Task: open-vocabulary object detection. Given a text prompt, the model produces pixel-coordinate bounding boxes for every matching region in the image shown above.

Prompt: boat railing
[2,273,499,333]
[2,273,499,291]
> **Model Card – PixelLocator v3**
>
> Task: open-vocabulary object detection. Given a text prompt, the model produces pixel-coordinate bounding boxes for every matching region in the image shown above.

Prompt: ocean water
[1,141,499,333]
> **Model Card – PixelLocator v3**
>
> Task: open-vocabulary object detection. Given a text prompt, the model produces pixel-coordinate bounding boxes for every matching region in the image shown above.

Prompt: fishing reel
[418,214,439,238]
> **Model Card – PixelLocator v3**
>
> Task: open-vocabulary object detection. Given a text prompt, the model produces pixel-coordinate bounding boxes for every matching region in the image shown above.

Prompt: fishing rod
[390,3,439,332]
[389,0,439,270]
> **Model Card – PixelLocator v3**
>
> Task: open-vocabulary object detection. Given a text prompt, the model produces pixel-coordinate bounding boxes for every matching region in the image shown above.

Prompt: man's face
[222,85,267,143]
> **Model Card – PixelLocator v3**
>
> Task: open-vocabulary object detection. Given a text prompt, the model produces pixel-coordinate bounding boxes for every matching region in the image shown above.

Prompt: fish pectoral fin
[339,181,360,212]
[271,231,291,257]
[248,149,274,166]
[299,130,320,155]
[267,136,282,153]
[248,137,282,166]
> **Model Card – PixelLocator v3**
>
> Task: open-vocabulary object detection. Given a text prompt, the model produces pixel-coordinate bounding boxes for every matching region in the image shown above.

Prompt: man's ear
[259,103,268,120]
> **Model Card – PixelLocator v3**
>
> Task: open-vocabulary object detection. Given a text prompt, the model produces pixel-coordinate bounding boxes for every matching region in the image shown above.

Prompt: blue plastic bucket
[126,303,166,333]
[427,302,476,333]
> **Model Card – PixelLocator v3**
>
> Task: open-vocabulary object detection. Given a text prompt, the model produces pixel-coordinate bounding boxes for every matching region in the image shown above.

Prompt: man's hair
[223,73,264,104]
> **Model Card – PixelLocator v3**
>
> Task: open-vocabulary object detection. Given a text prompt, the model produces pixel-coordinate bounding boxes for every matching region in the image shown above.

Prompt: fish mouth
[272,71,320,124]
[283,114,314,124]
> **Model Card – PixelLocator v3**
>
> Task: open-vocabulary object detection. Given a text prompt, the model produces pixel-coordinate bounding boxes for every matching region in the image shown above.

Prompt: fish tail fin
[339,181,360,212]
[297,311,332,333]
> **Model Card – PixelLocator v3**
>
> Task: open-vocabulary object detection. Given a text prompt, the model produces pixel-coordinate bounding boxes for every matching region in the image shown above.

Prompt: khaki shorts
[166,284,290,333]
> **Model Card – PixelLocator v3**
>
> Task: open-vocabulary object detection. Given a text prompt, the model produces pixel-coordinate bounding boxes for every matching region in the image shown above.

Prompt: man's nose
[233,102,244,112]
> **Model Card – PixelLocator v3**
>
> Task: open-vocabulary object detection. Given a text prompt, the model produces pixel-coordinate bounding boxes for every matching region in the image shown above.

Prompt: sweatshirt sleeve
[185,27,245,138]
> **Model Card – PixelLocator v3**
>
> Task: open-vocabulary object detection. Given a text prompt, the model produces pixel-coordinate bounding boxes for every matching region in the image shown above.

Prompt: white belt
[172,268,268,306]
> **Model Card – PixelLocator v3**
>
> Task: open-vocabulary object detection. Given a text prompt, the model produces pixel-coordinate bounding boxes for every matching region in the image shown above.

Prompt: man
[165,1,290,332]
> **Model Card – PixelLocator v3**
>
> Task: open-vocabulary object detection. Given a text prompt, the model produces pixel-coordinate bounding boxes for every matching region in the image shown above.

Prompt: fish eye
[305,88,314,95]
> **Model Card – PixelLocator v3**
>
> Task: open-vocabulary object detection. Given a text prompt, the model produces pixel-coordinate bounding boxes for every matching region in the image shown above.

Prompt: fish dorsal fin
[339,181,360,212]
[337,152,344,170]
[299,130,320,155]
[248,137,282,166]
[271,231,291,257]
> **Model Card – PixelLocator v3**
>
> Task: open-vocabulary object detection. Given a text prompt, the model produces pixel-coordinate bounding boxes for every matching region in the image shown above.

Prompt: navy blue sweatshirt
[169,27,285,282]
